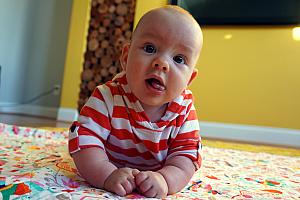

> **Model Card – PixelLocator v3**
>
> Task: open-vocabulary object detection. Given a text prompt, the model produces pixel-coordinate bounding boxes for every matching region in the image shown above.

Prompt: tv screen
[170,0,300,25]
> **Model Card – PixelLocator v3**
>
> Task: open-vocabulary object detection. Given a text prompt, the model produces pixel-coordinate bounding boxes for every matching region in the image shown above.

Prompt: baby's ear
[187,69,198,86]
[120,42,130,71]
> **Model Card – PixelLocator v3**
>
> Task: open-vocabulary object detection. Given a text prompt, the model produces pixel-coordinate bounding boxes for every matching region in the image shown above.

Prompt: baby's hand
[104,167,139,196]
[135,171,168,198]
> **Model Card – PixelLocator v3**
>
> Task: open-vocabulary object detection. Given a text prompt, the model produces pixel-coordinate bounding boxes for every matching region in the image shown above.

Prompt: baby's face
[120,9,203,108]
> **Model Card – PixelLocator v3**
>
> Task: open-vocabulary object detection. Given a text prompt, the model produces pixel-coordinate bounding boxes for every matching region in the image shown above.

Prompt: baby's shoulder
[94,81,120,98]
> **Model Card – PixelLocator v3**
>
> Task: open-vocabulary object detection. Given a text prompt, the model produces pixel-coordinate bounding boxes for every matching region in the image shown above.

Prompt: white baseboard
[1,103,299,148]
[0,103,58,118]
[57,107,78,122]
[200,121,300,148]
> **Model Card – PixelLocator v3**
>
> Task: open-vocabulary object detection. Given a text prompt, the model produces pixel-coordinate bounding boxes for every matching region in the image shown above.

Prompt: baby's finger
[114,183,127,196]
[121,180,133,194]
[132,169,140,176]
[135,172,148,186]
[143,186,157,198]
[138,179,152,194]
[127,176,136,189]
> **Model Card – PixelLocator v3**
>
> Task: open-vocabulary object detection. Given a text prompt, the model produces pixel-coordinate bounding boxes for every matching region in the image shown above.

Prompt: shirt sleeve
[166,104,202,170]
[68,85,111,155]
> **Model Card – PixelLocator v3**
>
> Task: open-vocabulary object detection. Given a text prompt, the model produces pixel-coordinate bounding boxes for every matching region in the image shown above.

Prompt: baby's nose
[153,58,169,72]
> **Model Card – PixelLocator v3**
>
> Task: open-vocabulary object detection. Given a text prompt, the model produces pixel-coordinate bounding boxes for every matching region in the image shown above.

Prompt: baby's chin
[138,97,169,110]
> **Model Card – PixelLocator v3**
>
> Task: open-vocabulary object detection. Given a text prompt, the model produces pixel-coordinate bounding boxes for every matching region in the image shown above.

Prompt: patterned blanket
[0,123,299,199]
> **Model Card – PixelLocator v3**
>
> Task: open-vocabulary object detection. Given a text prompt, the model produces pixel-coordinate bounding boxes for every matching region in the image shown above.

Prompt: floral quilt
[0,123,299,200]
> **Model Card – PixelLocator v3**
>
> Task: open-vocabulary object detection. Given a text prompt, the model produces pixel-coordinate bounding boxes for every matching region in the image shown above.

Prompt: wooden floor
[0,113,71,128]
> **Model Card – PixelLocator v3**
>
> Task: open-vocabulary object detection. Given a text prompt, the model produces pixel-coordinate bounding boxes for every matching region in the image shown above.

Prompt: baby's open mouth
[145,78,166,91]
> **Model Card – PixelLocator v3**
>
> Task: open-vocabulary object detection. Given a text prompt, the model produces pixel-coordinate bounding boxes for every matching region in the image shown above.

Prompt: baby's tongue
[150,79,165,91]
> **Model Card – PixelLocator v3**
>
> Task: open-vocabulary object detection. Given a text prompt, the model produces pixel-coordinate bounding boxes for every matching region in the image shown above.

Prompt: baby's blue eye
[173,55,185,64]
[143,44,156,54]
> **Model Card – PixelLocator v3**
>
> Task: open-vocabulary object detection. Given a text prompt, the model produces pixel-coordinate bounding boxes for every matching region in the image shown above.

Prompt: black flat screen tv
[170,0,300,25]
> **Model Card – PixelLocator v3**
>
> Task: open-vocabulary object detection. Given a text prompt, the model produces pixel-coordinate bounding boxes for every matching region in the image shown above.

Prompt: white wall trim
[200,121,300,148]
[0,103,58,118]
[57,107,78,122]
[1,104,299,148]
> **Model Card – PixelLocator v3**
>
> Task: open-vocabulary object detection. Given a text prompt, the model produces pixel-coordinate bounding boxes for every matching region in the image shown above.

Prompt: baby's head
[120,5,203,108]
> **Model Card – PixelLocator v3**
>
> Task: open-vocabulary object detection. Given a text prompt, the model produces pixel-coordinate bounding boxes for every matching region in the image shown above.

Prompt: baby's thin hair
[133,5,199,35]
[161,5,194,19]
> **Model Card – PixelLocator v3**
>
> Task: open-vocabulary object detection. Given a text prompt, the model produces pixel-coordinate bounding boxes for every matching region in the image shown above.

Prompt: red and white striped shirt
[69,73,201,171]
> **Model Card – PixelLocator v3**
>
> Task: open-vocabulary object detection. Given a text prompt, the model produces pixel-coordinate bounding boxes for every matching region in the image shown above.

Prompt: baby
[69,5,203,198]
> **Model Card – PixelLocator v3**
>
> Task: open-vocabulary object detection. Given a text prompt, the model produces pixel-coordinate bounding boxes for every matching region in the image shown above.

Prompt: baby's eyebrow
[175,44,194,57]
[179,44,193,52]
[141,32,163,41]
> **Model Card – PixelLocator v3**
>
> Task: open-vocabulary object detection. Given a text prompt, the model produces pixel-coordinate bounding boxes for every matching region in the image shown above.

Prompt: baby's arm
[72,147,139,196]
[158,156,195,194]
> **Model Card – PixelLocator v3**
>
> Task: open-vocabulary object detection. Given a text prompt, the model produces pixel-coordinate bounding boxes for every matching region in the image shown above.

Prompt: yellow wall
[60,0,91,108]
[190,27,300,129]
[60,0,300,129]
[134,0,168,27]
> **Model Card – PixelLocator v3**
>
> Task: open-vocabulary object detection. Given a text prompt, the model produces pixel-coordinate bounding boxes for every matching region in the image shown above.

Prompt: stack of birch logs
[79,0,136,111]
